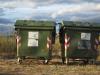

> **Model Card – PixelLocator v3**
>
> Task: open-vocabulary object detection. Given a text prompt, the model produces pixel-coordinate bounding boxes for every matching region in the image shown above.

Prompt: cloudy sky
[0,0,100,25]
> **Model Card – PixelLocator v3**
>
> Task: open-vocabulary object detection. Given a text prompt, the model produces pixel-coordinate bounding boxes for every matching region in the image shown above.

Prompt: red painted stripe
[64,34,70,50]
[16,36,21,47]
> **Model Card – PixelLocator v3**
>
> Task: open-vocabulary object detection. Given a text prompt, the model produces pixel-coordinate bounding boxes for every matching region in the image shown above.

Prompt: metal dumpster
[15,20,55,64]
[59,21,100,64]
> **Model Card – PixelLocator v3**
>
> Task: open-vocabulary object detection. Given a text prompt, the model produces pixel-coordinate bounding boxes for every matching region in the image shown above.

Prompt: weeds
[0,35,16,56]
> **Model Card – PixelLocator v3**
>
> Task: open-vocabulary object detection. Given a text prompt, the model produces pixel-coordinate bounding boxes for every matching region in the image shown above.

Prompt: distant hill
[0,25,14,36]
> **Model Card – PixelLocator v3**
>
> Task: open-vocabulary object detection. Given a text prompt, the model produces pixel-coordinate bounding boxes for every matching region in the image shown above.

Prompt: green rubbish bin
[59,21,100,64]
[15,20,55,64]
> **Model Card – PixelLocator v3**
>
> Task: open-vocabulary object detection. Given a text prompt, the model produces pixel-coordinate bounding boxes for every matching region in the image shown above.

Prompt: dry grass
[0,35,100,75]
[0,59,100,75]
[0,36,16,51]
[0,35,16,58]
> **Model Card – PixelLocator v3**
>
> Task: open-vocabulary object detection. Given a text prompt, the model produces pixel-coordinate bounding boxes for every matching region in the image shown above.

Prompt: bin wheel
[83,59,89,64]
[62,58,69,64]
[43,59,49,64]
[62,57,65,64]
[89,59,96,65]
[65,58,69,64]
[22,56,25,60]
[17,57,22,64]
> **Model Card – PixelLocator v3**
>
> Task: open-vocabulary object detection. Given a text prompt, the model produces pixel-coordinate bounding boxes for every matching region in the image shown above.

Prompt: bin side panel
[18,30,51,59]
[65,31,97,59]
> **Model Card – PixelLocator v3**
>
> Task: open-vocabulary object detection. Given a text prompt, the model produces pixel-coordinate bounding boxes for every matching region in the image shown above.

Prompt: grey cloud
[69,12,100,18]
[82,15,100,23]
[55,0,100,4]
[0,18,13,25]
[82,0,100,3]
[32,13,52,20]
[0,0,100,23]
[1,0,100,9]
[88,17,100,23]
[30,0,100,4]
[53,10,100,23]
[67,13,100,23]
[0,0,14,2]
[32,16,52,21]
[22,0,100,5]
[0,8,3,12]
[0,8,4,16]
[0,0,99,7]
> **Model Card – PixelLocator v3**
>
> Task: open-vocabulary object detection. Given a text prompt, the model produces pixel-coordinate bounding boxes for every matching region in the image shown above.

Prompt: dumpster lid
[15,20,54,27]
[62,21,100,31]
[63,21,100,27]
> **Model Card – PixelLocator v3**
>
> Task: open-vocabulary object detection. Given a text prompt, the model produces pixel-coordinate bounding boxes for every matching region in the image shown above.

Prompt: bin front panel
[18,29,52,58]
[65,30,97,59]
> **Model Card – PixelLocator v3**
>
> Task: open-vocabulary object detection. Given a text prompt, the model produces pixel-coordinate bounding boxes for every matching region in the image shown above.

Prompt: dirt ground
[0,58,100,75]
